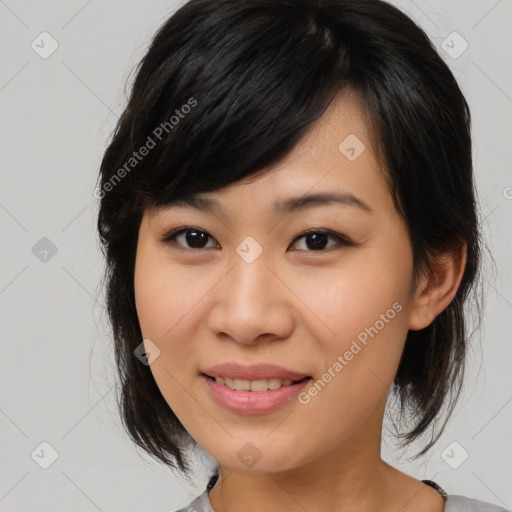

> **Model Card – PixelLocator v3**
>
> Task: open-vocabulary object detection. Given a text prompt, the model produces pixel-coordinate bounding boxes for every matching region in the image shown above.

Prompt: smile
[208,376,308,392]
[201,374,312,415]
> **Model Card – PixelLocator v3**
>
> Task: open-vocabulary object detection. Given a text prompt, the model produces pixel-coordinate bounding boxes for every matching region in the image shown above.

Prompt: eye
[159,227,219,250]
[288,229,353,252]
[160,227,353,252]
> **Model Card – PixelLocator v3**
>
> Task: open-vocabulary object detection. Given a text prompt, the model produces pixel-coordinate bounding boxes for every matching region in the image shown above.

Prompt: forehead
[149,91,392,220]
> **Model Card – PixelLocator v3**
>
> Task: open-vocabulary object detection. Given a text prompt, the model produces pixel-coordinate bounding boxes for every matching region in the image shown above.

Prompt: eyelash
[159,227,354,252]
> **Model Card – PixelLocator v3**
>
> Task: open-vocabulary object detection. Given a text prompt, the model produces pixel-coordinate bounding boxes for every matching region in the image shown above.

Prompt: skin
[134,90,466,512]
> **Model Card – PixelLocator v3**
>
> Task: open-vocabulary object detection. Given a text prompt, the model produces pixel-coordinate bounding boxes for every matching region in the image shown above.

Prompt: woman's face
[134,92,426,473]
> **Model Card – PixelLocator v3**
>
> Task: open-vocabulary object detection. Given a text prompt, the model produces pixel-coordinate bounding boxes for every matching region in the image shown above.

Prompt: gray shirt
[172,478,510,512]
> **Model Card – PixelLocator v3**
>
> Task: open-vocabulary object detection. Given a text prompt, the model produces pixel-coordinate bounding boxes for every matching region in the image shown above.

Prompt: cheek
[291,247,413,354]
[291,247,413,410]
[134,245,207,343]
[134,263,197,429]
[135,281,199,382]
[133,249,216,419]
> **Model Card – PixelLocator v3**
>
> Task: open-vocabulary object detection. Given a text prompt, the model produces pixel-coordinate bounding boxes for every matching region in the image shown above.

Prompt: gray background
[1,0,511,511]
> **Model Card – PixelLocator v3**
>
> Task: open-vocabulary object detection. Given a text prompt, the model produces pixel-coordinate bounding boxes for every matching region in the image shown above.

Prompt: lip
[201,374,312,415]
[201,362,309,381]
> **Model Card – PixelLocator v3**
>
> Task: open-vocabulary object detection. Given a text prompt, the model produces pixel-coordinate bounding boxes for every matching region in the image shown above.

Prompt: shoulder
[170,489,511,512]
[421,479,508,512]
[171,489,213,512]
[445,495,509,511]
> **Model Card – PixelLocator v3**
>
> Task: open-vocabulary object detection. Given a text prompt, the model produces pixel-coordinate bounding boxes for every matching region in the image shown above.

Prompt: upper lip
[201,363,310,381]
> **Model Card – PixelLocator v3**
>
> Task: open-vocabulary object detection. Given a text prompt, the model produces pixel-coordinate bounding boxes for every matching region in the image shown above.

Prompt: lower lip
[201,375,311,415]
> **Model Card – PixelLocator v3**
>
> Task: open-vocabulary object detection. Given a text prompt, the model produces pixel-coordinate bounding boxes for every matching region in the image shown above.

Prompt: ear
[408,241,467,331]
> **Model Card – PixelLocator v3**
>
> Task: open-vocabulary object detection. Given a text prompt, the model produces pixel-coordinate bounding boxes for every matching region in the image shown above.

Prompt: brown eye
[160,227,219,249]
[289,229,352,252]
[160,227,353,252]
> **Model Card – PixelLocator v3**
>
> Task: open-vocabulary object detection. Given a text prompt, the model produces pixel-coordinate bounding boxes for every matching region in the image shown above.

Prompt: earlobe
[408,242,467,331]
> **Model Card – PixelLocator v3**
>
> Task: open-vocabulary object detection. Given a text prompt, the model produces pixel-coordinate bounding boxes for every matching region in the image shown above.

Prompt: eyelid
[158,226,219,247]
[159,226,355,250]
[288,228,354,248]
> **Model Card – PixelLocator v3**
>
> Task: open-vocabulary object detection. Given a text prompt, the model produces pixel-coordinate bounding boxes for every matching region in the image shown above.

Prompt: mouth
[201,373,313,414]
[201,374,312,392]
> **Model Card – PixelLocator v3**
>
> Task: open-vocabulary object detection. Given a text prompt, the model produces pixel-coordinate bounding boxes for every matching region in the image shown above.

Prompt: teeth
[214,376,298,391]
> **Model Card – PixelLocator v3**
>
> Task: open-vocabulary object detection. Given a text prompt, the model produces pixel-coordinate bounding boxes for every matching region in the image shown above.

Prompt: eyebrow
[165,191,373,215]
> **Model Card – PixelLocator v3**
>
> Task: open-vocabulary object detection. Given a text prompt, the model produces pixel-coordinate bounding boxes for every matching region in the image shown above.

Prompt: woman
[96,0,508,510]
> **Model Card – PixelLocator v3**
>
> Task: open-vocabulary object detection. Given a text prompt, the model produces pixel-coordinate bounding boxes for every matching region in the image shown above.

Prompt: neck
[208,403,394,512]
[206,393,445,512]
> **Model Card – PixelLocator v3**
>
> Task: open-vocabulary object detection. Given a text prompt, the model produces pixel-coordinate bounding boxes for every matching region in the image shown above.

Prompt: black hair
[97,0,483,477]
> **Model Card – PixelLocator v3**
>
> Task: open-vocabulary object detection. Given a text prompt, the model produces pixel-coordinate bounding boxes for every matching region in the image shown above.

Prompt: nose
[207,254,294,346]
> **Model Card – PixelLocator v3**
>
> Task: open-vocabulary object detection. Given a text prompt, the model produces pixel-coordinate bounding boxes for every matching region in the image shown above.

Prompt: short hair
[96,0,483,476]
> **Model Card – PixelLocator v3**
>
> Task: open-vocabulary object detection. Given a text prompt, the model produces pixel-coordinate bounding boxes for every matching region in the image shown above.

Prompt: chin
[208,440,307,474]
